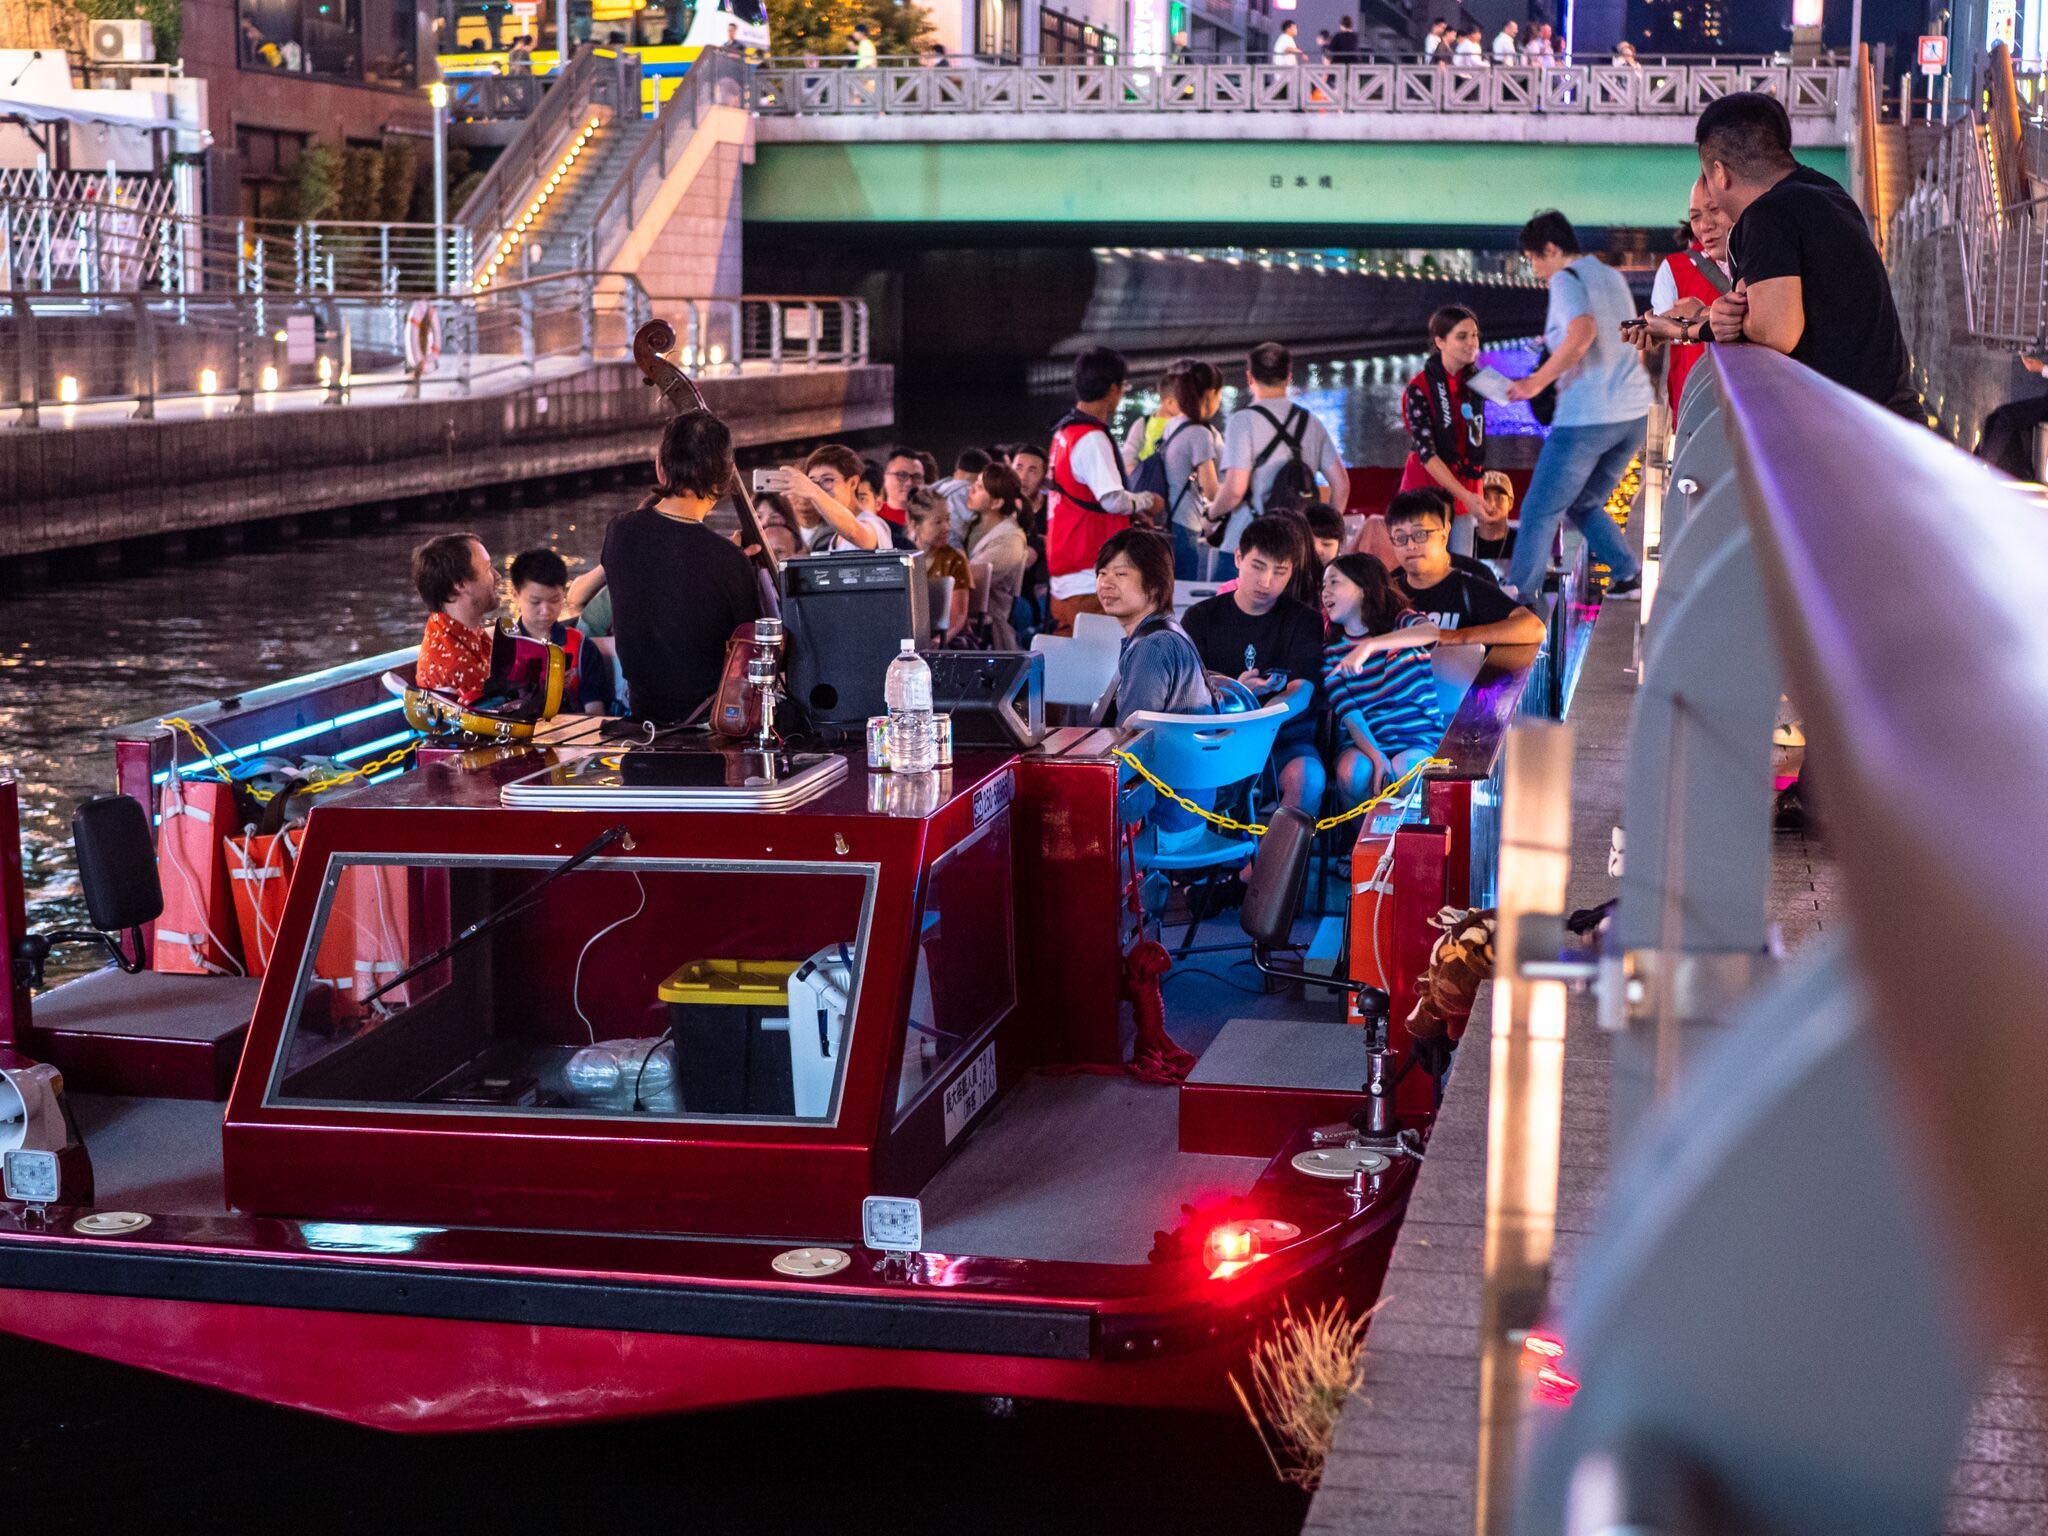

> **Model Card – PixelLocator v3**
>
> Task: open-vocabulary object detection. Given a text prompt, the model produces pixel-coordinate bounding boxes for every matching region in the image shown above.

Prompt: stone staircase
[516,117,656,275]
[1872,120,1945,241]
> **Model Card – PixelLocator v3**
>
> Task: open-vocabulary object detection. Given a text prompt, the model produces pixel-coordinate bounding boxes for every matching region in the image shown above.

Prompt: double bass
[632,319,785,739]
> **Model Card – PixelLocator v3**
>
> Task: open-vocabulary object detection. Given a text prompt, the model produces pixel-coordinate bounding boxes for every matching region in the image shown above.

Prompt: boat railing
[1,277,870,425]
[110,648,422,826]
[1471,345,2036,1532]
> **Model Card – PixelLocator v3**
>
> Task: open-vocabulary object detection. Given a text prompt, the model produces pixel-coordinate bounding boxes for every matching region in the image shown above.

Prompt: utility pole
[429,81,449,295]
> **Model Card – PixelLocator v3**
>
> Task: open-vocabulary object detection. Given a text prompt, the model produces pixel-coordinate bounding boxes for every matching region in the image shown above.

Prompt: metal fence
[0,197,469,299]
[1,275,868,425]
[749,57,1843,116]
[1890,112,2048,346]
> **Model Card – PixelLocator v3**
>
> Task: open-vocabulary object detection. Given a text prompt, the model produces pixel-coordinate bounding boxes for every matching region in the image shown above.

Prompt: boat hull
[0,1268,1379,1434]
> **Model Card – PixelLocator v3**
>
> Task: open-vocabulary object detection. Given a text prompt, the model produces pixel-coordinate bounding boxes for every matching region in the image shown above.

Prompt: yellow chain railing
[160,716,420,805]
[1112,749,1448,838]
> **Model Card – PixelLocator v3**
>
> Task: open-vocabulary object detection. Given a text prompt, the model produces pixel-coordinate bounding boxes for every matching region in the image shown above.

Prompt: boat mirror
[72,794,163,933]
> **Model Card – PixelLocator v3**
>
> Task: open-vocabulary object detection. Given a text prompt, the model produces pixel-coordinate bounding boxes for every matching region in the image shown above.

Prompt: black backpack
[1129,420,1196,511]
[1248,405,1319,514]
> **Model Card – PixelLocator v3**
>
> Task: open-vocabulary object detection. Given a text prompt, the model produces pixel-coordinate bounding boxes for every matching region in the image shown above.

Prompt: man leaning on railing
[1694,91,1919,416]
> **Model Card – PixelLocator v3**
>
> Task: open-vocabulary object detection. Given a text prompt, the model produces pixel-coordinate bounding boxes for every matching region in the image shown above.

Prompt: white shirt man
[1491,22,1518,61]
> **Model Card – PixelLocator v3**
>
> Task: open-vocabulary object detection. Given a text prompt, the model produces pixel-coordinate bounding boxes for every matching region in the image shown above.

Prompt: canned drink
[866,716,890,769]
[932,713,953,768]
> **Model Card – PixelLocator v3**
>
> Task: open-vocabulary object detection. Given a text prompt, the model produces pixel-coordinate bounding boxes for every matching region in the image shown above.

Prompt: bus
[436,0,769,115]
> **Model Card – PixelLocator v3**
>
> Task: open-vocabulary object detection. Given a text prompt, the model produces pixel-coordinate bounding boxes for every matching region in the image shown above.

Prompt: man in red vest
[1628,177,1733,427]
[1045,346,1163,634]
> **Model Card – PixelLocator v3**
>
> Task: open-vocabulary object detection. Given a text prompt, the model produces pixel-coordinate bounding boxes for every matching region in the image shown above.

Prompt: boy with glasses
[1382,491,1545,645]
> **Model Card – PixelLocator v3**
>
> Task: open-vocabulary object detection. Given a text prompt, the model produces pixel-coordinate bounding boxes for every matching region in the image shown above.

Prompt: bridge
[744,58,1851,240]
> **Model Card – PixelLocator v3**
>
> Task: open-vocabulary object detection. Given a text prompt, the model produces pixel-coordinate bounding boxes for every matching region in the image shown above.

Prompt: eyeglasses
[885,468,924,484]
[1387,527,1443,548]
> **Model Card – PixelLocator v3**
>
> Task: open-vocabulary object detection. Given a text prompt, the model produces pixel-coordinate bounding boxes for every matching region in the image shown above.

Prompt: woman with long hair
[964,460,1032,648]
[1321,553,1445,803]
[1399,304,1489,557]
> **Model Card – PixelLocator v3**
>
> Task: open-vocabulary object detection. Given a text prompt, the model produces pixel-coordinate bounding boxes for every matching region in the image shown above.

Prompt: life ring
[404,300,443,376]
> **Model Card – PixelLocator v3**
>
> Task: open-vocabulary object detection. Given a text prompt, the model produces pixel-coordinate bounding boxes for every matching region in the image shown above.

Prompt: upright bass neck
[632,319,780,589]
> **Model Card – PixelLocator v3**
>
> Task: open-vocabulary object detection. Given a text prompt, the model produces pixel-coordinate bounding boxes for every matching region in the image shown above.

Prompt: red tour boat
[0,512,1583,1438]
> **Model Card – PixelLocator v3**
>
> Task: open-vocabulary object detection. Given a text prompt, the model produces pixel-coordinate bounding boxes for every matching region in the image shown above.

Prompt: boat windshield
[264,855,875,1125]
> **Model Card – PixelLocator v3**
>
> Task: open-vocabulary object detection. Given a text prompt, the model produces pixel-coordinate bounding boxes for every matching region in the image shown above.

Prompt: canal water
[2,351,1539,1533]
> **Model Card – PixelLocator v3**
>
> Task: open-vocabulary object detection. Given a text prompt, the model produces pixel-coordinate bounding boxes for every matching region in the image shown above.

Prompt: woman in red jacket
[1399,305,1490,556]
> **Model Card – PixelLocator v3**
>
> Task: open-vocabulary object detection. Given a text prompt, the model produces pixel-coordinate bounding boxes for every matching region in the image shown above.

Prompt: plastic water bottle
[883,639,936,773]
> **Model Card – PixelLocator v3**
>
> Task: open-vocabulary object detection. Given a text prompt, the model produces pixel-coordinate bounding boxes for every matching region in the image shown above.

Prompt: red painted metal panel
[1178,1082,1367,1158]
[0,781,28,1051]
[0,1289,1244,1431]
[1012,751,1126,1067]
[219,756,1038,1241]
[1385,824,1451,1122]
[26,1024,244,1100]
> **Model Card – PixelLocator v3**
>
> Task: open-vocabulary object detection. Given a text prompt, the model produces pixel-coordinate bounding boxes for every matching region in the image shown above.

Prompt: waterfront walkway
[1306,605,2045,1536]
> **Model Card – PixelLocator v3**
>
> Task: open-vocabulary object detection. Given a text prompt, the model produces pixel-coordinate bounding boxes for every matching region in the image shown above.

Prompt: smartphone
[752,467,792,494]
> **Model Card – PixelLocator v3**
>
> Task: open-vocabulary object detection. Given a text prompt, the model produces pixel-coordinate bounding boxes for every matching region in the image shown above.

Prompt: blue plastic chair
[1123,700,1291,954]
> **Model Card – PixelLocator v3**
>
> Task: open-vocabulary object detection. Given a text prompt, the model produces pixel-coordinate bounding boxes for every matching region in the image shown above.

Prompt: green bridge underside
[746,140,1850,234]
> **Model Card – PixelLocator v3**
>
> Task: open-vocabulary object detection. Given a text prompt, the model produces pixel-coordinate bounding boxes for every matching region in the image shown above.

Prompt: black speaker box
[779,551,930,732]
[921,651,1046,749]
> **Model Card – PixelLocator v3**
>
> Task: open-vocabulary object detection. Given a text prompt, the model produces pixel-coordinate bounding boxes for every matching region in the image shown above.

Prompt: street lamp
[428,80,449,295]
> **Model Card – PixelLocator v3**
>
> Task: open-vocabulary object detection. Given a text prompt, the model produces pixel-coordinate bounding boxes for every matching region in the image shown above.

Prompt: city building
[181,0,434,217]
[1626,0,1725,52]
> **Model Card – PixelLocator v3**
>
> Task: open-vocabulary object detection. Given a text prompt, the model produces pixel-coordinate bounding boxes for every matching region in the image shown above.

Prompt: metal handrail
[749,57,1843,116]
[1507,341,2025,1536]
[456,45,643,258]
[0,195,466,298]
[2,275,869,425]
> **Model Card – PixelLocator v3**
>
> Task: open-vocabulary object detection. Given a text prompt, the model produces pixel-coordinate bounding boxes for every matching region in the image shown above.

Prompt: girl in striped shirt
[1322,553,1446,802]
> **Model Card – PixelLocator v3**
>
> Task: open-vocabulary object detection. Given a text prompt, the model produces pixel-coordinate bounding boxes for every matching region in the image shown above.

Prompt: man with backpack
[1045,346,1164,634]
[1206,342,1351,579]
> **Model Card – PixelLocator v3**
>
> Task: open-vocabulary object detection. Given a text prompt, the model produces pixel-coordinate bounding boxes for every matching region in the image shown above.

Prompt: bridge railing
[749,57,1842,117]
[1477,345,2028,1532]
[0,275,869,425]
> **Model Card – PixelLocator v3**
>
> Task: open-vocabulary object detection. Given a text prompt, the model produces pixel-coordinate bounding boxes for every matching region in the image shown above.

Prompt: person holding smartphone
[1180,515,1327,814]
[767,444,889,554]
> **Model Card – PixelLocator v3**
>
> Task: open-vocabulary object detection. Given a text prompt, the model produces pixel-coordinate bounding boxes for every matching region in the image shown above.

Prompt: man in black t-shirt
[601,412,764,722]
[1384,492,1546,644]
[1696,92,1916,412]
[1182,516,1327,812]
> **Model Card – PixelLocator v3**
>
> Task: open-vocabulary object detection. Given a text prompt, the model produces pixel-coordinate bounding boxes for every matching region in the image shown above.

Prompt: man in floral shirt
[411,533,499,704]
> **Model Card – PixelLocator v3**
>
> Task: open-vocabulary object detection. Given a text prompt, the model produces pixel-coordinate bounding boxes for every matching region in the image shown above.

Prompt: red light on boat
[1533,1364,1580,1405]
[1523,1330,1566,1360]
[1202,1218,1301,1279]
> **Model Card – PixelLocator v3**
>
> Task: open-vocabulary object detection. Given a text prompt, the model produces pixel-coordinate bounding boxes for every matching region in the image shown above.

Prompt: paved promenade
[1305,604,2046,1535]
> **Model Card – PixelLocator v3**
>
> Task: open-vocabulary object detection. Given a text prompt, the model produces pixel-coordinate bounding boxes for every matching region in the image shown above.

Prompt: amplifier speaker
[779,551,930,733]
[922,651,1046,749]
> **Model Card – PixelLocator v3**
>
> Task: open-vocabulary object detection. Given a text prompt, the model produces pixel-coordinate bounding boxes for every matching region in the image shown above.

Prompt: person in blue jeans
[1505,210,1652,602]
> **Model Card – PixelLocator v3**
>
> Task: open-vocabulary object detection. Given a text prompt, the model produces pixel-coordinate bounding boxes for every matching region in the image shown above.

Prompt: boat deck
[54,927,1366,1268]
[69,1094,227,1216]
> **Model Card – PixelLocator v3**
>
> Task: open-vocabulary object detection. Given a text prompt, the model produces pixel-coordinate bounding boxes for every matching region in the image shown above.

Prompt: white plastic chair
[1030,632,1122,722]
[968,561,994,619]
